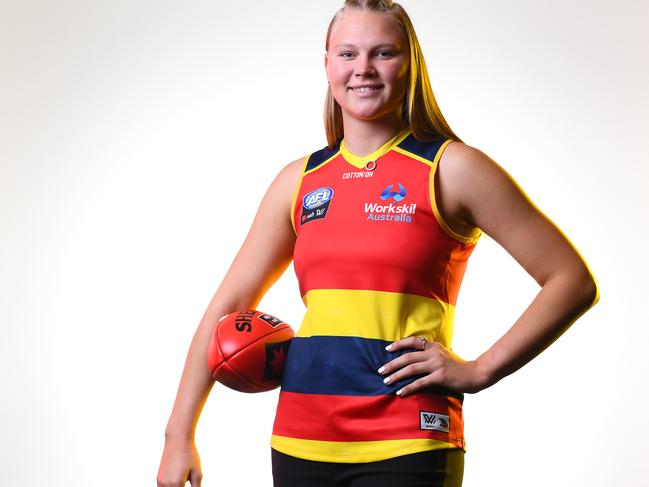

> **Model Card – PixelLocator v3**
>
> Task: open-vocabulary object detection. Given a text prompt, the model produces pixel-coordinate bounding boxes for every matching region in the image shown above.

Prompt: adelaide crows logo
[380,183,406,202]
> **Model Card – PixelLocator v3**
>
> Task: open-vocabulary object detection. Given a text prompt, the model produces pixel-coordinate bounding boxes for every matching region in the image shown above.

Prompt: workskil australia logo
[365,183,416,222]
[301,186,334,225]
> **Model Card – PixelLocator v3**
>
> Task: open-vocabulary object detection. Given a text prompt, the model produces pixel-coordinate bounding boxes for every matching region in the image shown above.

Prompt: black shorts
[271,447,464,487]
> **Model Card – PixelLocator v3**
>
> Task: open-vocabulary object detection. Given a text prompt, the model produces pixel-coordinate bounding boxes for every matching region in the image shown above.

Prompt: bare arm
[452,143,599,388]
[380,142,599,394]
[164,157,304,439]
[157,156,304,486]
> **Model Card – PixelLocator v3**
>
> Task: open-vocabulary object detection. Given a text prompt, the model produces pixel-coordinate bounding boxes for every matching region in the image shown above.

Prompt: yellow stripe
[271,435,458,463]
[298,289,455,347]
[429,140,482,244]
[393,146,435,167]
[340,128,411,169]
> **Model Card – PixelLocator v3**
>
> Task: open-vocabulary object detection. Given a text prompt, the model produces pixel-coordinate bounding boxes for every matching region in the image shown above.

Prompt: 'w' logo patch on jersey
[420,411,450,432]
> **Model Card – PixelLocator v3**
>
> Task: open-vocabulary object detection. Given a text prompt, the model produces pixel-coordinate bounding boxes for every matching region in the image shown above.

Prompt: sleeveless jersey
[270,128,482,463]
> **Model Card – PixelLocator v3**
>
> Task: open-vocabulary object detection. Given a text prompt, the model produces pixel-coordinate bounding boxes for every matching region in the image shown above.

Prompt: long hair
[324,0,463,148]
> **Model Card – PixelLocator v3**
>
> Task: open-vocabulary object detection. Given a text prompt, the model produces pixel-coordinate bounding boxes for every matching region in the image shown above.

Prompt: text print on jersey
[301,186,334,225]
[365,183,416,223]
[342,169,374,180]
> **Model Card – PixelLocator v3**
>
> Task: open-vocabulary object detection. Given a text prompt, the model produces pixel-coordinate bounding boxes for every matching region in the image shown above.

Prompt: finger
[396,373,440,398]
[378,350,426,375]
[382,361,428,385]
[189,470,202,486]
[384,336,415,351]
[385,335,428,352]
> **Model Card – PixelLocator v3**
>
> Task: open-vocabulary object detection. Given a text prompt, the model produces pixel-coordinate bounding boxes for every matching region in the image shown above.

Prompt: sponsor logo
[342,170,374,180]
[364,202,417,214]
[420,411,450,433]
[365,183,416,222]
[381,183,406,202]
[301,187,334,225]
[234,310,257,332]
[258,313,285,328]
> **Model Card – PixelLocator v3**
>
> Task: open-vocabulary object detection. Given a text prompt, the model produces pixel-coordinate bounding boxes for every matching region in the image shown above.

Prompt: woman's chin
[342,109,399,124]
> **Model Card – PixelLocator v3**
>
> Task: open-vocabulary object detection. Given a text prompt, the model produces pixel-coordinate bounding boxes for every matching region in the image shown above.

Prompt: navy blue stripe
[397,134,447,163]
[281,336,463,401]
[305,145,339,172]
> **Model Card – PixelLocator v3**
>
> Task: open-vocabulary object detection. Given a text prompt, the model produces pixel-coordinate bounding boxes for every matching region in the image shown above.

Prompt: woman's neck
[341,114,406,157]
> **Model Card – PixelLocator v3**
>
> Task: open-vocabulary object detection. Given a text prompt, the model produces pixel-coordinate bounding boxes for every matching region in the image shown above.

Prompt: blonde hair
[324,0,462,148]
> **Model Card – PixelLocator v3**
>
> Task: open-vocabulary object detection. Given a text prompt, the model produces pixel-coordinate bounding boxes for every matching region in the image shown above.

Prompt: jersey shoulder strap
[304,143,340,173]
[395,133,448,163]
[397,134,482,244]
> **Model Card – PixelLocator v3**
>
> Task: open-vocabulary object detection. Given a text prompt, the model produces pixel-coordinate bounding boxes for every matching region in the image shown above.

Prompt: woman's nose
[354,54,376,77]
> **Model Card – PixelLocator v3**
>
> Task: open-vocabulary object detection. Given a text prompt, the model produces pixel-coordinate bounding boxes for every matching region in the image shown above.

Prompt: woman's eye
[337,51,394,59]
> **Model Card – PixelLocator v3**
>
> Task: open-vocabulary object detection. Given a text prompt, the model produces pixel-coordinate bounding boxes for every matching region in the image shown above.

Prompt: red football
[207,310,294,393]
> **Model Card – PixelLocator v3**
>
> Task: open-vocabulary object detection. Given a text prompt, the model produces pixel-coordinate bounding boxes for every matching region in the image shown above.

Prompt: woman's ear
[324,52,331,84]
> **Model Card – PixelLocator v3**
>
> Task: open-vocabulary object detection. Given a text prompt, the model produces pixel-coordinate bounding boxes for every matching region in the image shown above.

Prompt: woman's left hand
[379,336,490,396]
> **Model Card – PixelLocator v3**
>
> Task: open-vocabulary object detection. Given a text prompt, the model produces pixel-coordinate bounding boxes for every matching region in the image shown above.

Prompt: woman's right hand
[157,437,203,487]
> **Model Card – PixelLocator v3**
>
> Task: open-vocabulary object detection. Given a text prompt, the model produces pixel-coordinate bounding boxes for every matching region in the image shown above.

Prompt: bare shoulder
[434,141,501,237]
[438,141,510,203]
[438,140,597,297]
[273,156,307,198]
[258,155,306,214]
[284,156,307,182]
[437,141,525,233]
[211,154,307,309]
[263,155,308,236]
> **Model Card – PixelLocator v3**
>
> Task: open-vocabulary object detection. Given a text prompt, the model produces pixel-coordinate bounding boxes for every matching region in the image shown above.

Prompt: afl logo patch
[301,187,334,225]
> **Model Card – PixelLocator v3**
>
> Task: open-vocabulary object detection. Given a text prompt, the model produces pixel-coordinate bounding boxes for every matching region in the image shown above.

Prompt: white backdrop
[1,0,647,485]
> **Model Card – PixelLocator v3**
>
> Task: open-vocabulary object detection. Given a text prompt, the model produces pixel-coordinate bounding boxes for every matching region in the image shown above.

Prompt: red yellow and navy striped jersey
[270,128,482,463]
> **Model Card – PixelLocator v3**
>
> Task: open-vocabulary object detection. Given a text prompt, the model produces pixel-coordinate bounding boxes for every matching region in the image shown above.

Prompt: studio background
[1,1,647,485]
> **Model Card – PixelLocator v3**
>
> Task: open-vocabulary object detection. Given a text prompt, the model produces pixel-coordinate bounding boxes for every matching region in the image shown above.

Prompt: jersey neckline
[340,128,411,169]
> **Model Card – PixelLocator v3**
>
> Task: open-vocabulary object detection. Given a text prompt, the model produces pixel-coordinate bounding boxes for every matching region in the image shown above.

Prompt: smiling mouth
[349,86,383,93]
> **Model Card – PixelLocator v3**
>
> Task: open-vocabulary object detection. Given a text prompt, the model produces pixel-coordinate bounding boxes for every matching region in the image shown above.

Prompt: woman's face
[325,9,409,124]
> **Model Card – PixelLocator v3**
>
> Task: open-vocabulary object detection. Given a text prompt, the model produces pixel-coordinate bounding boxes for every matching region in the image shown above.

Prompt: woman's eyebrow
[334,43,399,49]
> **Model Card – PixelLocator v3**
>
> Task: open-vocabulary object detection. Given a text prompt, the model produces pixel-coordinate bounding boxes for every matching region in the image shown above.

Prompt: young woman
[157,1,599,486]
